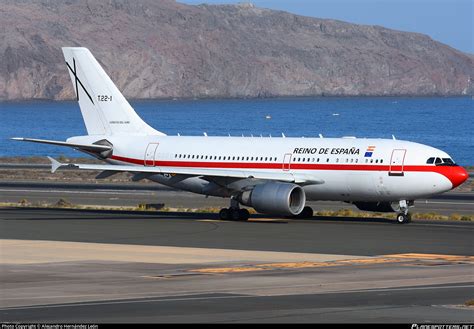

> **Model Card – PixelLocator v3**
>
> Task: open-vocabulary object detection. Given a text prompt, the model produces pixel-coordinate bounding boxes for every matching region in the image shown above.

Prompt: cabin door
[144,143,159,166]
[282,153,292,171]
[389,149,406,176]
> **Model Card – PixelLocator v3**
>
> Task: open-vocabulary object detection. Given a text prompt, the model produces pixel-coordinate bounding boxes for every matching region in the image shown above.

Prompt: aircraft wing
[47,157,324,185]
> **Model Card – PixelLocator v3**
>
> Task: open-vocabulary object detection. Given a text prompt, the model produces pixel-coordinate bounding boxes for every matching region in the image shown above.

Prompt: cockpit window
[427,157,456,166]
[442,158,455,165]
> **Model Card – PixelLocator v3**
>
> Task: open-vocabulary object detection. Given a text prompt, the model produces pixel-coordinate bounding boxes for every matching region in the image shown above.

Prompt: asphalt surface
[1,181,473,215]
[2,284,473,323]
[1,207,473,323]
[1,207,473,255]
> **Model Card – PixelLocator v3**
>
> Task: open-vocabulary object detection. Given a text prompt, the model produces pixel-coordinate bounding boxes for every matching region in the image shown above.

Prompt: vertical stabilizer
[62,47,165,136]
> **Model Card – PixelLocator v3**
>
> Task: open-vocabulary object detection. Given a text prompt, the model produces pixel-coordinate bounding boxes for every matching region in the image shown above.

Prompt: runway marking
[384,253,474,262]
[0,188,154,196]
[422,201,474,206]
[191,254,474,273]
[191,267,266,273]
[197,218,288,223]
[192,257,408,273]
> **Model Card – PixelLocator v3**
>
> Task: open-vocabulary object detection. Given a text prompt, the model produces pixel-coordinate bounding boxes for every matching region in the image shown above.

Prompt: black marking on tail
[66,58,94,105]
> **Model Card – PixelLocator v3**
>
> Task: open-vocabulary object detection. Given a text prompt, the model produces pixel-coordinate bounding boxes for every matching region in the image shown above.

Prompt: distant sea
[1,97,473,165]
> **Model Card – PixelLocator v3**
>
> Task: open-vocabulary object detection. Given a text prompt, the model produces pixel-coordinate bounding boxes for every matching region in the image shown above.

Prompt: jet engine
[353,202,396,213]
[238,182,306,216]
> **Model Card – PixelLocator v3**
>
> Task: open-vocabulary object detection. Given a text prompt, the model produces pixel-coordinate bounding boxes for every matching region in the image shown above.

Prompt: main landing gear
[295,206,314,219]
[396,200,412,224]
[219,198,250,221]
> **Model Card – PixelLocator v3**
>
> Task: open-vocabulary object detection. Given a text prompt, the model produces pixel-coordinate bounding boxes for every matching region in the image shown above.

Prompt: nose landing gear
[396,200,413,224]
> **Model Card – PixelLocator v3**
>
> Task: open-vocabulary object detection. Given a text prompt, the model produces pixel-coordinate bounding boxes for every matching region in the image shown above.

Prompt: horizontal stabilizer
[12,137,112,154]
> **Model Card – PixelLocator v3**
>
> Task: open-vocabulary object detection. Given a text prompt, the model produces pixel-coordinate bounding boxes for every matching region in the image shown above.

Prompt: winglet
[47,156,63,173]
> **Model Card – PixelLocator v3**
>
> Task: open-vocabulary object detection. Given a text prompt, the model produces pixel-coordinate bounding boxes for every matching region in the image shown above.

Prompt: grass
[465,300,474,307]
[315,209,474,221]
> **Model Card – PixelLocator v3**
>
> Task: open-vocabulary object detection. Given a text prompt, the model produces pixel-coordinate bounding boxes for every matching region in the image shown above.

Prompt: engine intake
[238,182,306,216]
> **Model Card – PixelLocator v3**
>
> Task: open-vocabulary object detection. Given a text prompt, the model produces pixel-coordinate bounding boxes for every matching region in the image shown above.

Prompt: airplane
[12,47,469,224]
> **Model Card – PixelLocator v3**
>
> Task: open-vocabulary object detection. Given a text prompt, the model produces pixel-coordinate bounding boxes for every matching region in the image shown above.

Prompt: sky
[180,0,473,54]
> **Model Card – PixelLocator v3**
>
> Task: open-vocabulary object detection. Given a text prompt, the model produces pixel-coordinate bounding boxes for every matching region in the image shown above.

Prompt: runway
[1,207,473,322]
[1,180,473,215]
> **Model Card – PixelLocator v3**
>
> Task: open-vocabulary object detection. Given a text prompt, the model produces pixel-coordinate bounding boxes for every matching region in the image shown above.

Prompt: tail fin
[62,47,165,136]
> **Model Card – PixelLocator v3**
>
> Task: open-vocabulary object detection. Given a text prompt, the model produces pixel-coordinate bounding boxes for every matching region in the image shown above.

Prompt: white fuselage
[69,134,458,202]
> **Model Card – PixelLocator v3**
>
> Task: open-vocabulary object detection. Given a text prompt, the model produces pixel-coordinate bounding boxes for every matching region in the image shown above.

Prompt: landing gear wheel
[238,209,250,221]
[230,208,241,221]
[297,206,314,219]
[219,208,230,220]
[396,213,411,224]
[219,208,250,221]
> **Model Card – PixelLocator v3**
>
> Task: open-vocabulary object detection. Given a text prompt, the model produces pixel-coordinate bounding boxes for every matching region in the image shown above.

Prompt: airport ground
[0,160,473,322]
[1,208,473,323]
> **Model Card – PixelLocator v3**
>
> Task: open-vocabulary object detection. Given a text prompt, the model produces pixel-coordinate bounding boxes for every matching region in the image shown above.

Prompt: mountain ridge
[1,0,472,100]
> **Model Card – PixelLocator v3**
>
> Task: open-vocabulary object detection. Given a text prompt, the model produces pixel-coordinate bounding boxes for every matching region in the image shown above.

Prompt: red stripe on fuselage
[110,154,452,174]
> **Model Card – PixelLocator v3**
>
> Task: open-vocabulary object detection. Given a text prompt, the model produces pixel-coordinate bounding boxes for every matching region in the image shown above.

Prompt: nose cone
[447,166,469,189]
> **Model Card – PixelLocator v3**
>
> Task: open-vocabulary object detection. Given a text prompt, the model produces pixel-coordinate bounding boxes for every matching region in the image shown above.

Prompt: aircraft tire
[238,209,250,221]
[219,208,230,220]
[295,206,314,219]
[230,208,241,221]
[396,213,411,224]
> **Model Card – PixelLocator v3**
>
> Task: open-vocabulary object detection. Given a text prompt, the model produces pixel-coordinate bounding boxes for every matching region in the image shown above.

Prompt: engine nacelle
[353,201,396,213]
[238,182,306,216]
